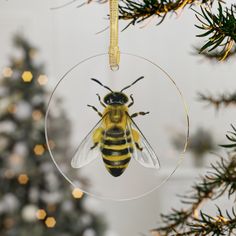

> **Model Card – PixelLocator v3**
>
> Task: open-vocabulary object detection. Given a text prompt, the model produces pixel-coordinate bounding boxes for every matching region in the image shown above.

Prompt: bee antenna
[120,76,144,92]
[91,78,113,92]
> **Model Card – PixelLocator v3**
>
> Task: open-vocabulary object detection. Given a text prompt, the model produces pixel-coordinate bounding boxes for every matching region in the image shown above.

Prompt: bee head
[91,76,144,105]
[104,92,128,105]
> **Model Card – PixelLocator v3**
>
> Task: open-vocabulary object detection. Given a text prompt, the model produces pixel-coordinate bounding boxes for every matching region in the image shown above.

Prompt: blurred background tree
[0,35,106,236]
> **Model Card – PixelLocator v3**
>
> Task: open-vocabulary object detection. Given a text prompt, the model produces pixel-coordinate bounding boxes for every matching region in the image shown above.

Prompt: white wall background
[0,0,236,235]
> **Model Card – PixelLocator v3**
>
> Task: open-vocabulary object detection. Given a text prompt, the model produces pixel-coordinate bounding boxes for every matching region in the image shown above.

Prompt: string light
[22,71,33,82]
[18,174,29,184]
[72,188,84,199]
[45,217,56,228]
[33,144,45,156]
[36,209,47,220]
[37,75,48,85]
[32,110,43,121]
[2,67,13,77]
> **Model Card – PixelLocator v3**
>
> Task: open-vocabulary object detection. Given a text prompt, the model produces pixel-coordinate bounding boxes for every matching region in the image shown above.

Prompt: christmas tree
[0,35,106,236]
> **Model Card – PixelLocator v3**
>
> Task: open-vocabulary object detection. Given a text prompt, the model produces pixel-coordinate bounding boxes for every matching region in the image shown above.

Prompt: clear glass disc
[45,53,189,201]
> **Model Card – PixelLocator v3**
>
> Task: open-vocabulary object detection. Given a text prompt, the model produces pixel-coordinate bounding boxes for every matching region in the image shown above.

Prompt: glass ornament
[45,52,189,201]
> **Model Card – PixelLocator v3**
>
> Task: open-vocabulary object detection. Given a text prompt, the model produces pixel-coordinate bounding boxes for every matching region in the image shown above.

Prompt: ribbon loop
[109,0,120,70]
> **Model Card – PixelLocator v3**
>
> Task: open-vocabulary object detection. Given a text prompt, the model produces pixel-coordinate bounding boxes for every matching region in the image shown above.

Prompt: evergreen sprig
[221,125,236,150]
[152,132,236,235]
[193,46,236,61]
[51,0,236,60]
[118,0,214,29]
[188,207,236,235]
[195,3,236,60]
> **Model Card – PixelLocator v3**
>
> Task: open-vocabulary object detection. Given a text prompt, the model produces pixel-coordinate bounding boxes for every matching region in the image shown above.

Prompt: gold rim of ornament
[45,52,190,201]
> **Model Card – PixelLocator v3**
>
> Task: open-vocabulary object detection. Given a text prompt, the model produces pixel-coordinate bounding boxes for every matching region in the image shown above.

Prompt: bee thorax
[109,109,123,123]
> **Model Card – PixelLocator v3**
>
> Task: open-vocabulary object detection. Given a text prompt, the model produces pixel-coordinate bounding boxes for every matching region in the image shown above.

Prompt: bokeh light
[45,217,56,228]
[36,209,47,220]
[32,110,43,121]
[33,145,45,156]
[37,75,48,85]
[22,71,33,82]
[72,188,84,199]
[18,174,29,184]
[2,67,13,77]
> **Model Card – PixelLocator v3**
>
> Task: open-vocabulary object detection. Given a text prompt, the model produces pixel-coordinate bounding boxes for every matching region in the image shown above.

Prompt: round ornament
[45,52,189,200]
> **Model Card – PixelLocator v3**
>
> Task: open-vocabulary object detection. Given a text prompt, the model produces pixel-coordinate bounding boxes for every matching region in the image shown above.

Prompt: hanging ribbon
[109,0,120,70]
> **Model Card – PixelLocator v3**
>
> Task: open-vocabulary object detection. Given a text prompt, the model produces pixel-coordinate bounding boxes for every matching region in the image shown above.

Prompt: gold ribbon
[109,0,120,70]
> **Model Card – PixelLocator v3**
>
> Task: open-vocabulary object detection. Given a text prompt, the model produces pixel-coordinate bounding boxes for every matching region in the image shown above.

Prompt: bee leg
[135,142,143,151]
[131,111,150,118]
[96,94,106,108]
[128,94,134,108]
[87,104,103,117]
[90,142,98,150]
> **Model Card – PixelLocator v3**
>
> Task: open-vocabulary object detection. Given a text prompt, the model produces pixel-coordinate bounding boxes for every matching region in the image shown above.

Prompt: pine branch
[187,207,236,235]
[152,125,236,235]
[198,92,236,109]
[162,208,236,235]
[195,3,236,60]
[118,0,215,27]
[153,156,236,236]
[193,46,236,61]
[220,125,236,150]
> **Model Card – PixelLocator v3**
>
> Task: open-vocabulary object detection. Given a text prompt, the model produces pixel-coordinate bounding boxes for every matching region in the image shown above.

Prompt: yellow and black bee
[71,76,160,177]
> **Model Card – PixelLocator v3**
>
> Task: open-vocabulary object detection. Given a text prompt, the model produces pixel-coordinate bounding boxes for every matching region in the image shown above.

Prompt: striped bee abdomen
[101,127,133,177]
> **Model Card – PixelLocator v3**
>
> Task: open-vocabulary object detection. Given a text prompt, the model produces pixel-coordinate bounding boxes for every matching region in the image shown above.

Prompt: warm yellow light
[72,188,83,199]
[220,216,229,223]
[36,209,47,220]
[45,217,56,228]
[193,209,199,219]
[214,216,229,223]
[2,67,13,77]
[18,174,29,184]
[22,71,33,82]
[34,145,45,156]
[37,75,48,85]
[32,110,43,121]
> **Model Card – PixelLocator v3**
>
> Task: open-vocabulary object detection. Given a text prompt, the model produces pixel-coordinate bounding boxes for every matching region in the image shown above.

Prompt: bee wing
[127,116,160,169]
[71,119,103,169]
